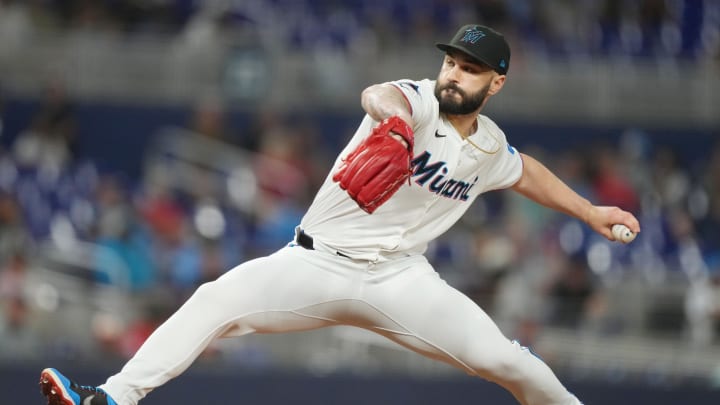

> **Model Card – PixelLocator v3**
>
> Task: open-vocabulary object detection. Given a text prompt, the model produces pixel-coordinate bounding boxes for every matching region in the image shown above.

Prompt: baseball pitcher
[40,24,640,405]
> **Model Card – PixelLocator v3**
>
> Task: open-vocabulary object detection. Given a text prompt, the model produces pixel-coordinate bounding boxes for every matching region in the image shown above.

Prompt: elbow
[361,85,382,111]
[510,153,530,192]
[360,83,413,125]
[510,173,526,194]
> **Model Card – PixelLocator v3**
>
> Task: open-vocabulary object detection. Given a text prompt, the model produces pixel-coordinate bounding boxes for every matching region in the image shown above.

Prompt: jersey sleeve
[387,79,435,131]
[481,117,524,191]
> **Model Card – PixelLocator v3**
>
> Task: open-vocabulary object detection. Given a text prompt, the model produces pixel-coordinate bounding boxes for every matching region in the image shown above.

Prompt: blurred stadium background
[1,0,719,404]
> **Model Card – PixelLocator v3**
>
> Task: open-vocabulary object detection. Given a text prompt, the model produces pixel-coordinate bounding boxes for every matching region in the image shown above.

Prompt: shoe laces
[73,383,107,397]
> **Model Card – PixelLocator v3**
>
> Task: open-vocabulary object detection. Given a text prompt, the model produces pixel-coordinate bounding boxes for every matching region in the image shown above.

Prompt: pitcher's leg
[101,247,352,405]
[362,257,579,405]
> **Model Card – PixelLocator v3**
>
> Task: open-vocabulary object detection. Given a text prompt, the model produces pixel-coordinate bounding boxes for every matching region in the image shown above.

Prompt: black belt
[296,229,350,258]
[296,229,315,250]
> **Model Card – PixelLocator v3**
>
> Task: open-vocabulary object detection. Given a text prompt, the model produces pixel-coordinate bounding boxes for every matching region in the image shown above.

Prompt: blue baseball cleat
[39,368,118,405]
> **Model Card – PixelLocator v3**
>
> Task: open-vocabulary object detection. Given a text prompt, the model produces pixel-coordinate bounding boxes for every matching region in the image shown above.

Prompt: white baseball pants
[100,245,580,405]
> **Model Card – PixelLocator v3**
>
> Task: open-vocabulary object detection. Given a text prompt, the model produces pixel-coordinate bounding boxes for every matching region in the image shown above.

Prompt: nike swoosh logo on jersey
[83,396,95,405]
[434,131,446,138]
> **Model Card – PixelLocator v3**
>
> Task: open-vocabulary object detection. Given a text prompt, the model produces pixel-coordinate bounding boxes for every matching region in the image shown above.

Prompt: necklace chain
[464,117,501,154]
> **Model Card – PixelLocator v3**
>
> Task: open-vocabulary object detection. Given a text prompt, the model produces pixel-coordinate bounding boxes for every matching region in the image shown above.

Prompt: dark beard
[434,82,489,115]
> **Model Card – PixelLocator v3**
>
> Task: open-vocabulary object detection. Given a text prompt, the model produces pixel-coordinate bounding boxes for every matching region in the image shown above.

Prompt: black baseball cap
[436,25,510,75]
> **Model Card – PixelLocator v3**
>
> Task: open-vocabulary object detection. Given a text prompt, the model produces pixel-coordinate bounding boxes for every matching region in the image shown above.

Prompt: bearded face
[434,80,490,115]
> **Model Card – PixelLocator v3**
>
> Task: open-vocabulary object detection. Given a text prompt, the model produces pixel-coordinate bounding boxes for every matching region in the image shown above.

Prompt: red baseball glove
[333,116,414,213]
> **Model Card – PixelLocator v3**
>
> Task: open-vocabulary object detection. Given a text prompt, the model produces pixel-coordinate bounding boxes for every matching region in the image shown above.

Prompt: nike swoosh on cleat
[434,131,446,138]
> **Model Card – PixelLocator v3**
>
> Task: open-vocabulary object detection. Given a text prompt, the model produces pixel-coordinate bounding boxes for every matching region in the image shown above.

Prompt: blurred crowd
[0,0,718,61]
[0,0,719,382]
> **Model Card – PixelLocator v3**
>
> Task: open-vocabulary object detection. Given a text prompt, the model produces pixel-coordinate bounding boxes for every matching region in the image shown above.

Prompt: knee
[466,340,535,383]
[187,280,226,307]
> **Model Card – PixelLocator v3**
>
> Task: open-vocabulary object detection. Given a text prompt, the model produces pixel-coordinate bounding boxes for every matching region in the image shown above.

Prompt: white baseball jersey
[301,78,523,262]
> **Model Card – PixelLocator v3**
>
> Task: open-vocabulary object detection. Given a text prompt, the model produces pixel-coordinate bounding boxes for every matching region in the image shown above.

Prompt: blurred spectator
[0,251,28,300]
[685,272,720,346]
[251,197,304,256]
[0,249,37,361]
[492,216,553,346]
[189,96,230,142]
[253,123,311,201]
[180,4,228,48]
[196,239,230,285]
[618,129,655,202]
[465,226,518,308]
[509,146,577,235]
[0,296,40,361]
[697,142,720,263]
[546,254,598,329]
[589,144,640,213]
[239,108,274,153]
[93,176,156,291]
[12,80,77,171]
[667,208,709,279]
[115,295,176,359]
[139,188,203,295]
[92,292,176,360]
[249,121,312,252]
[651,146,691,211]
[0,191,32,265]
[0,0,33,54]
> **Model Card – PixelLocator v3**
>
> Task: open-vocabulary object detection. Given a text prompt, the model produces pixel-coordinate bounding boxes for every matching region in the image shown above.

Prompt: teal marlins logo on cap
[460,27,486,44]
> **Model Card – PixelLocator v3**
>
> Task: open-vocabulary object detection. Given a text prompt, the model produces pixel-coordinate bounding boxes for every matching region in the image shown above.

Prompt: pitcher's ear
[488,75,506,96]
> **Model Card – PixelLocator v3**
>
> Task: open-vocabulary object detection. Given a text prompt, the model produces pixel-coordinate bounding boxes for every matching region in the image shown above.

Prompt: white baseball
[611,224,635,243]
